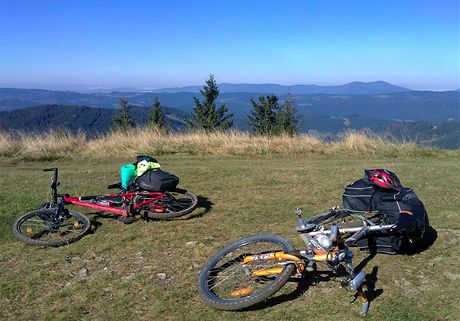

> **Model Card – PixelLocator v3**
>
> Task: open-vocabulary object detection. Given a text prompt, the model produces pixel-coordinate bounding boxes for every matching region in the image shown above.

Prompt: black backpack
[128,169,179,192]
[342,170,429,254]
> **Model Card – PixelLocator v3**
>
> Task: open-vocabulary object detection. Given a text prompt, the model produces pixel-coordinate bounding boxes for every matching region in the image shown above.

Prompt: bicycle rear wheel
[134,189,198,220]
[198,234,296,310]
[12,208,90,247]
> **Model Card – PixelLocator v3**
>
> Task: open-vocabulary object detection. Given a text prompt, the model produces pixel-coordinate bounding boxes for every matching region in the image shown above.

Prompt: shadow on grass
[243,254,386,311]
[179,195,214,220]
[87,212,119,233]
[399,225,437,255]
[243,270,338,311]
[364,266,383,304]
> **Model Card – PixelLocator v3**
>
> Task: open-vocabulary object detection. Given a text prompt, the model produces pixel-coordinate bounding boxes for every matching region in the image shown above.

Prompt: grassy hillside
[0,145,459,320]
[0,130,449,162]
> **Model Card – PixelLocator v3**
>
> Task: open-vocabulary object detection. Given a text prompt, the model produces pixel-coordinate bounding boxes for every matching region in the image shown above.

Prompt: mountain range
[152,80,410,95]
[0,81,458,148]
[1,86,458,123]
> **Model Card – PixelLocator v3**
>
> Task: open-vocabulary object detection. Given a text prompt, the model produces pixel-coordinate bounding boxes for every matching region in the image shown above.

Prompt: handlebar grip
[344,226,370,247]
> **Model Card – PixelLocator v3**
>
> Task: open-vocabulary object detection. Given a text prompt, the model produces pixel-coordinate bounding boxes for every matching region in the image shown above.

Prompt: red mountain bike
[12,168,198,247]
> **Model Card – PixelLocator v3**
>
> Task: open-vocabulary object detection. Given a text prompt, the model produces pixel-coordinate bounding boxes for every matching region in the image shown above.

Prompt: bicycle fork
[298,232,370,315]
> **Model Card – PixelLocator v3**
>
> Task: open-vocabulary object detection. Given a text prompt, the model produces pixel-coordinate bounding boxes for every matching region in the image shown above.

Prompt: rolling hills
[0,104,188,134]
[0,83,458,149]
[1,87,458,123]
[152,80,410,95]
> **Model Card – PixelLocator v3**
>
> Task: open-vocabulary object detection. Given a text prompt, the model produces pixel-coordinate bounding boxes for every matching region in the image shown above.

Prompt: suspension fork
[46,198,68,230]
[340,250,369,315]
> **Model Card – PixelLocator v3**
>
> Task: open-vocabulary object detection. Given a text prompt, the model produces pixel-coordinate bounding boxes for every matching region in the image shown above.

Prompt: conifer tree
[247,94,280,135]
[187,75,233,131]
[276,92,302,136]
[112,97,136,133]
[148,97,167,131]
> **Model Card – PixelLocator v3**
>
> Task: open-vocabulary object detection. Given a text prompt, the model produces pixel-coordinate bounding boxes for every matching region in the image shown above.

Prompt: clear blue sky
[0,0,459,90]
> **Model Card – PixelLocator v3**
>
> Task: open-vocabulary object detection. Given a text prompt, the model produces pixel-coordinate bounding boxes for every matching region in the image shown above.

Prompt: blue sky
[0,0,459,90]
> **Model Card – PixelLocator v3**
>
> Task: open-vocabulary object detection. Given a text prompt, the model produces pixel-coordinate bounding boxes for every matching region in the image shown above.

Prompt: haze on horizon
[0,0,459,91]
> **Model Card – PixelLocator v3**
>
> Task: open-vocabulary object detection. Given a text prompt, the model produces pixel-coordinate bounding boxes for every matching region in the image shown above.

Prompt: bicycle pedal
[117,215,136,224]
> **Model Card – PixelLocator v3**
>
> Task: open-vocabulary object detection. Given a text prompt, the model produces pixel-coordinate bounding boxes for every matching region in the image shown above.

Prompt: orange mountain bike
[198,207,393,315]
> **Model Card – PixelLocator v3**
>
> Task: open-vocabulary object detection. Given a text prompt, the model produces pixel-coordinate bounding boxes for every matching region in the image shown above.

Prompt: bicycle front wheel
[12,208,90,247]
[198,234,296,310]
[134,189,198,220]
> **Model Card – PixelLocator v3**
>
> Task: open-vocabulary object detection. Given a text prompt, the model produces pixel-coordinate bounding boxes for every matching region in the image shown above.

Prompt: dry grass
[0,128,447,161]
[0,130,87,161]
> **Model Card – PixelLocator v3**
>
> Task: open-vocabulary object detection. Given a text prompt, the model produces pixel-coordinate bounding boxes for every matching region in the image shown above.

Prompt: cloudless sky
[0,0,459,90]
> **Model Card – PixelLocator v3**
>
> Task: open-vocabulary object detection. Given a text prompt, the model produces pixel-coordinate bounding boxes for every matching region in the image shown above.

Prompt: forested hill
[0,88,458,149]
[1,88,458,124]
[0,104,188,134]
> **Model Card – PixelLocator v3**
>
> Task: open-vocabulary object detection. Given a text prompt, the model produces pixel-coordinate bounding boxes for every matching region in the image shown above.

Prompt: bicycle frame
[63,191,166,217]
[44,167,168,218]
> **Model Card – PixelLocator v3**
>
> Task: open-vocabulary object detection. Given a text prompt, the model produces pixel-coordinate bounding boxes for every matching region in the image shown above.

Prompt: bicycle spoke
[209,266,246,290]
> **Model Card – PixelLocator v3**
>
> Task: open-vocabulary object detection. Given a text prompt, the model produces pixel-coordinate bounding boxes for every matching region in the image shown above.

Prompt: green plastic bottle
[121,164,137,189]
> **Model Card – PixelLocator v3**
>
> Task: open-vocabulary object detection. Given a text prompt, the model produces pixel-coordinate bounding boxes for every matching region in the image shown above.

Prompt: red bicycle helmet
[364,169,402,190]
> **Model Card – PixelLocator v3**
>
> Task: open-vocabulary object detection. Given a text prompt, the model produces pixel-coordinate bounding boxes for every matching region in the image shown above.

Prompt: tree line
[112,75,302,135]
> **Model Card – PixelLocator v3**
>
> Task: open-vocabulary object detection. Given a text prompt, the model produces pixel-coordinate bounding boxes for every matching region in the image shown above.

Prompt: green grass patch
[0,154,459,320]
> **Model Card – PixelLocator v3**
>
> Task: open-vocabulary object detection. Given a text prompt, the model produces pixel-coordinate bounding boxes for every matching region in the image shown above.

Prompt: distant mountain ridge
[1,87,458,123]
[153,80,410,95]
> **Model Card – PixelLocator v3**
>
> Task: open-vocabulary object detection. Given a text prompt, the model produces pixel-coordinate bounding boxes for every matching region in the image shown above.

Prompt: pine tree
[276,92,302,136]
[187,75,233,131]
[148,97,167,131]
[247,94,280,135]
[112,97,136,133]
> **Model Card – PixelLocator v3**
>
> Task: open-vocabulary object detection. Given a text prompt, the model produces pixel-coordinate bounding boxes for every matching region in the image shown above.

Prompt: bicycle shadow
[244,270,337,311]
[363,266,383,303]
[178,195,214,220]
[245,255,385,311]
[86,212,119,233]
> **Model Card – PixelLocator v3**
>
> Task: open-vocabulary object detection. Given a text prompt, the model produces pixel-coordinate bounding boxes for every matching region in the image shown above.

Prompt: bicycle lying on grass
[199,207,394,315]
[13,168,198,247]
